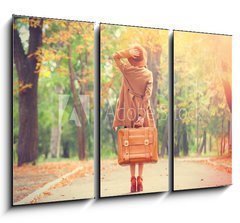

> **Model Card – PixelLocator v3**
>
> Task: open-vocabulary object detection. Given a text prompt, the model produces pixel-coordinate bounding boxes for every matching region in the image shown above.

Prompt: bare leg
[130,164,136,192]
[138,163,144,177]
[130,163,136,177]
[137,163,144,192]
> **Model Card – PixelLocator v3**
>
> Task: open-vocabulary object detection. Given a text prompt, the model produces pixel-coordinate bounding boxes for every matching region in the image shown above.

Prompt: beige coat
[112,50,155,128]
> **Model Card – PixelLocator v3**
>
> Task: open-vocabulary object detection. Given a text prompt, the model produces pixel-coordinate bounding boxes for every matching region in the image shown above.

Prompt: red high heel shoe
[137,176,143,192]
[130,176,136,193]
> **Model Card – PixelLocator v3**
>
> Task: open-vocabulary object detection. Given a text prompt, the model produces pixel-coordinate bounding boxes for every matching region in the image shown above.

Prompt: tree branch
[67,44,87,123]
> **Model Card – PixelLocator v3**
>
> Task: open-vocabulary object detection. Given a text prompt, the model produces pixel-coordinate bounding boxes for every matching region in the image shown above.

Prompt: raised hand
[129,48,140,59]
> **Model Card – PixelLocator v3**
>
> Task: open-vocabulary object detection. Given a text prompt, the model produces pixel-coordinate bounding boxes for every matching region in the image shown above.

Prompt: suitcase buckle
[144,139,149,145]
[124,140,129,146]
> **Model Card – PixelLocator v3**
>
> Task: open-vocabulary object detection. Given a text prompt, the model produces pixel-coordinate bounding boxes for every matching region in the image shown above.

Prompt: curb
[14,166,83,206]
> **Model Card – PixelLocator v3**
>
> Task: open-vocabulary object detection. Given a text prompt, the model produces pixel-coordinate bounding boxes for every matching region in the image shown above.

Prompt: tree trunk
[196,80,200,154]
[204,132,207,154]
[174,118,181,157]
[160,120,168,157]
[107,116,117,154]
[67,44,87,160]
[50,86,63,158]
[216,137,220,156]
[196,111,199,153]
[13,18,43,166]
[76,125,86,159]
[222,79,232,112]
[221,77,232,156]
[63,141,70,158]
[220,116,224,156]
[228,120,232,156]
[182,123,189,156]
[50,126,61,158]
[209,135,212,152]
[223,135,226,154]
[198,130,206,155]
[146,45,162,122]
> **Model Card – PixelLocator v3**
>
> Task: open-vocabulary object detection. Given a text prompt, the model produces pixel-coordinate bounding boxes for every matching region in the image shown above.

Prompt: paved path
[17,158,231,203]
[37,174,94,203]
[101,159,169,197]
[174,159,232,191]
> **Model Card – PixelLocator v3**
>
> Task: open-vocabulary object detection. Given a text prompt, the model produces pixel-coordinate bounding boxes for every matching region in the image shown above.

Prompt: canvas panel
[100,23,169,197]
[173,30,232,191]
[12,15,94,205]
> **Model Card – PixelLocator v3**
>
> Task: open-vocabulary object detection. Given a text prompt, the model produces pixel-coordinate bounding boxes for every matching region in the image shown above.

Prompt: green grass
[12,146,94,165]
[101,148,117,159]
[37,155,80,163]
[179,150,219,158]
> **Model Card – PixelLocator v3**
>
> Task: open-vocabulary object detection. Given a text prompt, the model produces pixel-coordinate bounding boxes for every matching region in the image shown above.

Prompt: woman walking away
[112,45,155,193]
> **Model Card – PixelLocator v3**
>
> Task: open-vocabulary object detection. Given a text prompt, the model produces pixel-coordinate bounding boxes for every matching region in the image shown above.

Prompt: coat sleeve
[113,49,131,73]
[139,73,153,117]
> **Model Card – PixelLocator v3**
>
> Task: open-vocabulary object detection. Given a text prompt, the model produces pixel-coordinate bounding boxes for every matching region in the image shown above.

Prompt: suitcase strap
[123,129,130,162]
[144,128,152,159]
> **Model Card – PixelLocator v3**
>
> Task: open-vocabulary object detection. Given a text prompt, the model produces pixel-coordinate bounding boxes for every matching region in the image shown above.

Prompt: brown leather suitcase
[118,127,158,165]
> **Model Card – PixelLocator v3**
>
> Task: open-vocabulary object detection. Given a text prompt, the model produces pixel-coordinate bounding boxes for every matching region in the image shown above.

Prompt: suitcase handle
[133,121,144,128]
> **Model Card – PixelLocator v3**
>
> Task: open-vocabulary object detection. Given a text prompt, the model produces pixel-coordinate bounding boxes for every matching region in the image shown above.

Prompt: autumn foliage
[174,31,232,157]
[13,17,94,165]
